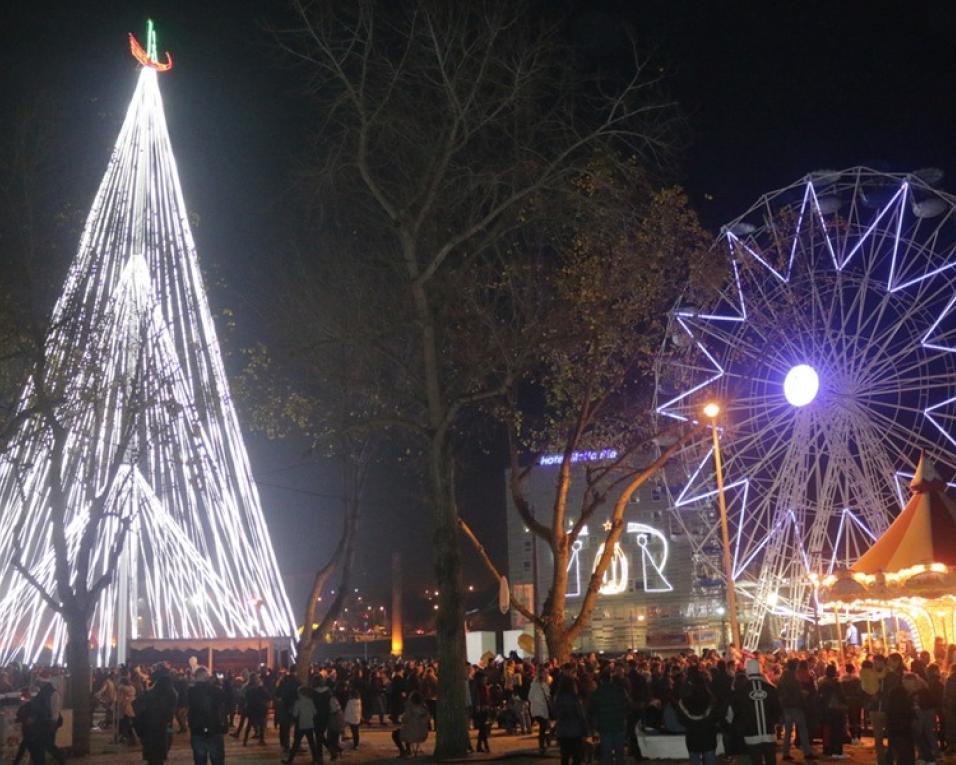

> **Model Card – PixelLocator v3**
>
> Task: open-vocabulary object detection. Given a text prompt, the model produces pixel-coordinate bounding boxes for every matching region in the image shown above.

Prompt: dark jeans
[288,727,319,762]
[243,715,265,744]
[326,727,341,756]
[278,709,293,750]
[823,710,846,755]
[847,702,863,740]
[120,715,138,744]
[26,741,47,765]
[887,734,915,765]
[599,730,627,765]
[191,733,225,765]
[559,736,584,765]
[747,742,776,765]
[534,716,550,750]
[474,710,491,751]
[349,724,360,748]
[627,710,643,759]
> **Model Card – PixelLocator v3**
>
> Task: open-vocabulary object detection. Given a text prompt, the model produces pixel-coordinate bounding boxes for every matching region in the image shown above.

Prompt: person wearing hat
[731,659,781,765]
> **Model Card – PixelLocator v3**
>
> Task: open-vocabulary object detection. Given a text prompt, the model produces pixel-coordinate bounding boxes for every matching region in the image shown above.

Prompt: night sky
[3,1,956,618]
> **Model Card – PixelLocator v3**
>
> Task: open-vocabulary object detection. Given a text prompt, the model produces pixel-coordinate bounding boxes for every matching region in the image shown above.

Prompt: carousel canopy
[853,455,956,575]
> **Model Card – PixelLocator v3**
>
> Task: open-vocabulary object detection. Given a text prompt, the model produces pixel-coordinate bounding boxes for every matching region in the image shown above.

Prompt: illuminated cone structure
[0,62,295,665]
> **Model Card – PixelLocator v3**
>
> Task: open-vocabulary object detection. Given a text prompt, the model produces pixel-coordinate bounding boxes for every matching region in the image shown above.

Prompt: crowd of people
[6,639,956,765]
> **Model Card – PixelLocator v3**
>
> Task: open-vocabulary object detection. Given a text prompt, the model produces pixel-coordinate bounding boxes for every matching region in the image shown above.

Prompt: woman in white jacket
[528,667,552,754]
[344,688,363,750]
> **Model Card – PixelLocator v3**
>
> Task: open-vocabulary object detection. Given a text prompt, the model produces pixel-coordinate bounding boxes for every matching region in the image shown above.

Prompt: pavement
[65,725,884,764]
[70,721,543,763]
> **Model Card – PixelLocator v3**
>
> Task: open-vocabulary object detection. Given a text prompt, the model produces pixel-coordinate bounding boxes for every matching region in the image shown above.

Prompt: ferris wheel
[654,167,956,649]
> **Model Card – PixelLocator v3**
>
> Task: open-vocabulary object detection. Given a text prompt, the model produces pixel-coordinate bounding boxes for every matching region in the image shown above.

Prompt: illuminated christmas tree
[0,23,295,665]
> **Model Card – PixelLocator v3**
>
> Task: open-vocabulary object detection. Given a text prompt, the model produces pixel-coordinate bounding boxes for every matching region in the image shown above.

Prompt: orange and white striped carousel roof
[852,455,956,575]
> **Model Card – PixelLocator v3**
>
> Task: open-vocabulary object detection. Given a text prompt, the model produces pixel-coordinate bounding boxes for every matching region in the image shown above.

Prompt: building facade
[505,453,731,654]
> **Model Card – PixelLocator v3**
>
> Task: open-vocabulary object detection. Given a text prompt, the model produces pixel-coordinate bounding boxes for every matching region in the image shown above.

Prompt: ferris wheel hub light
[784,364,820,407]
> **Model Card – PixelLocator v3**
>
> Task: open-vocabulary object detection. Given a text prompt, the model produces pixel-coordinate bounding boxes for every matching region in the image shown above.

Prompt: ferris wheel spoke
[852,404,939,460]
[685,319,791,373]
[865,342,955,386]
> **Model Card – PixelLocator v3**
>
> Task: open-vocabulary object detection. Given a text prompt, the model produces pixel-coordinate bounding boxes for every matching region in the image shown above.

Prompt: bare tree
[276,2,677,753]
[0,95,182,756]
[3,311,152,755]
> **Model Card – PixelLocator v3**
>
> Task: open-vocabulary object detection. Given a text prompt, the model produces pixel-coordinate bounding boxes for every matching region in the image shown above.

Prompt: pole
[256,601,264,666]
[833,603,845,664]
[531,516,542,662]
[710,418,742,649]
[391,552,404,656]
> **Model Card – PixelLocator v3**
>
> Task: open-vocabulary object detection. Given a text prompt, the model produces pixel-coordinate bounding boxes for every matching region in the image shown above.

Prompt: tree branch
[457,517,539,626]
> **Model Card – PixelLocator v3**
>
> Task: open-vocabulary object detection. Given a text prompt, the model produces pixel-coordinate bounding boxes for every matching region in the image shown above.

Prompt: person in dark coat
[626,660,648,759]
[588,670,631,765]
[778,658,814,760]
[553,676,589,765]
[731,660,781,765]
[389,670,406,723]
[242,674,269,745]
[886,673,917,765]
[18,687,59,765]
[839,663,865,745]
[676,671,721,765]
[275,668,300,754]
[472,672,492,753]
[311,675,334,762]
[187,667,228,765]
[137,672,178,765]
[817,664,847,757]
[173,671,189,734]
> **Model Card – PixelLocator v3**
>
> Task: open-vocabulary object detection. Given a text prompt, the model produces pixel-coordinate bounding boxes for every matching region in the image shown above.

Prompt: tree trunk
[66,616,92,756]
[296,636,319,686]
[430,448,470,759]
[544,623,572,665]
[295,457,362,687]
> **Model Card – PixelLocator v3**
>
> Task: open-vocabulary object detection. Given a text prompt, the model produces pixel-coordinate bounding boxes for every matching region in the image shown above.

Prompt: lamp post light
[704,402,742,650]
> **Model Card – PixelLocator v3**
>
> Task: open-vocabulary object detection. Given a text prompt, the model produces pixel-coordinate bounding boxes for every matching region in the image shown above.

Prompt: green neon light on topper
[146,19,158,63]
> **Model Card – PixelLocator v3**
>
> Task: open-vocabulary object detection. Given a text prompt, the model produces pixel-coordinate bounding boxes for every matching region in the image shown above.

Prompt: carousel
[817,455,956,653]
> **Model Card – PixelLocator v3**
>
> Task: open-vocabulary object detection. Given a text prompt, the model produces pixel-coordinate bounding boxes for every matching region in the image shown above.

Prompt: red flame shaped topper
[129,32,173,72]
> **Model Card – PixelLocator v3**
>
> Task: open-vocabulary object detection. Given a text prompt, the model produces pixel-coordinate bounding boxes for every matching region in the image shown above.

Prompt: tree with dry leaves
[462,174,721,660]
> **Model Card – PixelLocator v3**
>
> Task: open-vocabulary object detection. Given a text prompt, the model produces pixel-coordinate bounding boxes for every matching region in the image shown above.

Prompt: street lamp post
[250,597,264,666]
[704,402,742,650]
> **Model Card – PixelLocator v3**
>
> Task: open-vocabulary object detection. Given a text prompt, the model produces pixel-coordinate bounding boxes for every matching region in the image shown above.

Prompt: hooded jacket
[676,694,720,753]
[731,668,781,746]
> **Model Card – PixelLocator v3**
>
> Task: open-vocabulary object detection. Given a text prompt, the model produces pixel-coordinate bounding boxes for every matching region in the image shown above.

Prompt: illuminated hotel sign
[538,449,618,466]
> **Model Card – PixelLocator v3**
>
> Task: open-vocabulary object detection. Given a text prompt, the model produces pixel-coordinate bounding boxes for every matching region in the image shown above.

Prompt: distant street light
[705,403,742,650]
